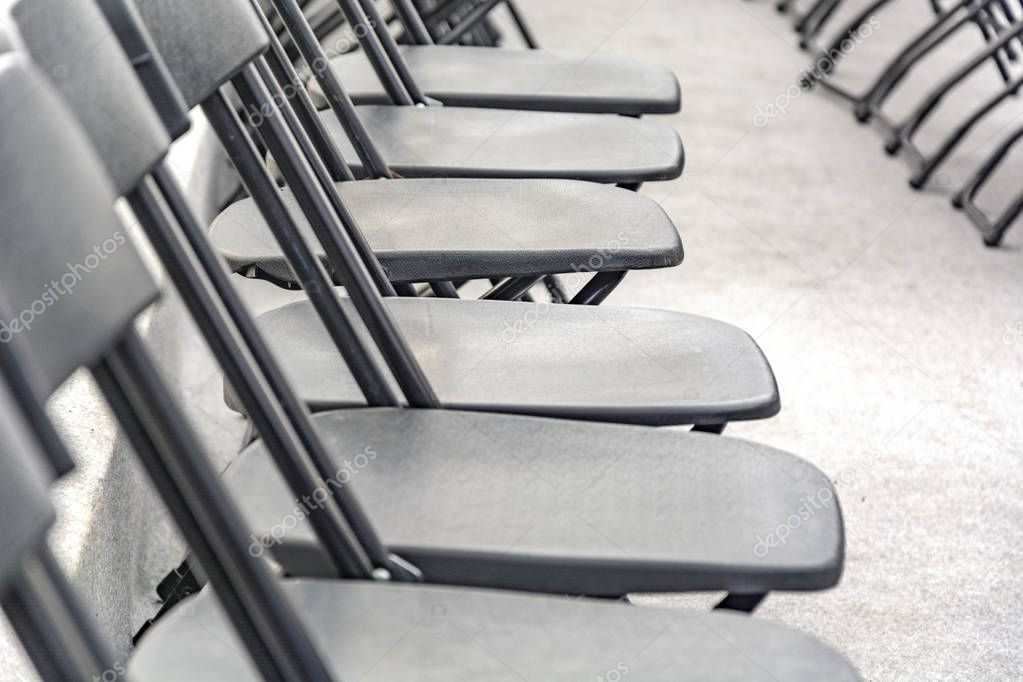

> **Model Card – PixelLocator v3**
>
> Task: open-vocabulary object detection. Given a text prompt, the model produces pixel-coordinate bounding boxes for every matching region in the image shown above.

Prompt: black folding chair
[301,0,682,115]
[13,0,838,606]
[0,42,862,682]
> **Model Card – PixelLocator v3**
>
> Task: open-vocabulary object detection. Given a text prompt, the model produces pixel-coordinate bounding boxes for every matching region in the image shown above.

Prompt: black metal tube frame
[358,0,430,102]
[855,0,1005,122]
[253,57,398,297]
[93,330,335,682]
[148,163,395,573]
[424,0,536,46]
[253,0,356,183]
[902,73,1023,188]
[127,181,374,580]
[231,65,440,408]
[952,123,1023,245]
[268,0,393,177]
[391,0,435,43]
[201,88,400,408]
[329,0,416,104]
[882,17,1023,173]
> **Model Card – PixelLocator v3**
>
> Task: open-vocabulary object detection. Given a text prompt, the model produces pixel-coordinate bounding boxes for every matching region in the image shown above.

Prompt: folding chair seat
[226,408,842,595]
[211,177,683,286]
[130,580,861,681]
[296,0,682,116]
[309,103,684,182]
[239,297,779,426]
[309,44,682,115]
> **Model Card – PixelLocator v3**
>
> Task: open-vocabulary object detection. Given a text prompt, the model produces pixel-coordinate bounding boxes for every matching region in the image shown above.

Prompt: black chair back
[0,53,160,395]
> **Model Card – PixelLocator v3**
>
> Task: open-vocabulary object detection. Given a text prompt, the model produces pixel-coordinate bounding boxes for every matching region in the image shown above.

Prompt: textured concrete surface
[3,1,1022,680]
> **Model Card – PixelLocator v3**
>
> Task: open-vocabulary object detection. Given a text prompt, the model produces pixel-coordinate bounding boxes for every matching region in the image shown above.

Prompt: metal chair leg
[854,0,990,122]
[905,75,1023,188]
[885,19,1023,156]
[953,124,1023,245]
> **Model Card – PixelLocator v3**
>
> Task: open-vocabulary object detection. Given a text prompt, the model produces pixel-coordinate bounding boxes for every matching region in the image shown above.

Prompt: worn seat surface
[229,297,780,426]
[315,104,684,183]
[307,45,682,115]
[130,580,861,681]
[224,408,843,595]
[210,178,682,284]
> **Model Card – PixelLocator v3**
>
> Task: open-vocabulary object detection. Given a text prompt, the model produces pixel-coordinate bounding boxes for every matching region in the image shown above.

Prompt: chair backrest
[94,0,193,138]
[133,0,270,107]
[11,0,171,195]
[0,52,160,395]
[0,376,55,592]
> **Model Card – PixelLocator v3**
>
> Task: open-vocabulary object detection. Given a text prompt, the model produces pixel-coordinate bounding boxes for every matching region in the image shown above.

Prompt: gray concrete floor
[3,1,1022,680]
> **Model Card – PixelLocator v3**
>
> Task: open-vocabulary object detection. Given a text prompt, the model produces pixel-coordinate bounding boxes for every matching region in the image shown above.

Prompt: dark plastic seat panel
[210,178,683,284]
[307,45,682,115]
[317,105,684,183]
[130,581,861,681]
[231,298,779,426]
[224,408,843,595]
